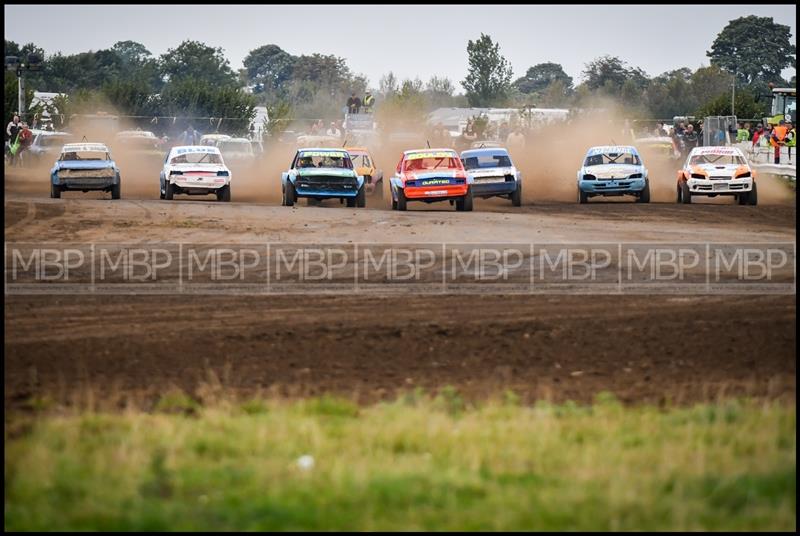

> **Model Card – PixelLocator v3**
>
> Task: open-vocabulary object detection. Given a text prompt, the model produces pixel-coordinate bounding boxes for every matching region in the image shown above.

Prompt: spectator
[506,126,526,155]
[310,121,320,135]
[770,120,790,164]
[346,93,361,114]
[326,122,342,138]
[498,121,510,142]
[785,121,795,161]
[751,124,765,146]
[683,124,699,151]
[6,114,21,143]
[735,122,750,142]
[179,125,200,145]
[16,123,34,163]
[675,122,686,137]
[363,91,375,113]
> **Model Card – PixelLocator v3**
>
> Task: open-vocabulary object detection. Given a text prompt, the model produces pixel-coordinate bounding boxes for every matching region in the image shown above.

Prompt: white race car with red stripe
[160,145,232,202]
[676,146,757,205]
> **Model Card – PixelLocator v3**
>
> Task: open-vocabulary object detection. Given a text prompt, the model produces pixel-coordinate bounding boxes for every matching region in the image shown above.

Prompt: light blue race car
[460,147,522,206]
[281,148,365,207]
[576,145,650,204]
[50,142,121,199]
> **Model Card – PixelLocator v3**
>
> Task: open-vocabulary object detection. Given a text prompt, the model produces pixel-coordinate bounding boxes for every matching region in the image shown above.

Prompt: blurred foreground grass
[5,392,796,531]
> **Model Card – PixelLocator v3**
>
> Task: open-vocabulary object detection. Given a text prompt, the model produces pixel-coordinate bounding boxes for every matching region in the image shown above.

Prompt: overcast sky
[4,4,797,90]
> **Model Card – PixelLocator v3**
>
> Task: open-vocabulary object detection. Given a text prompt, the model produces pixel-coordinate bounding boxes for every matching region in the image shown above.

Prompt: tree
[696,88,768,120]
[513,62,573,95]
[707,16,796,85]
[243,44,295,95]
[112,41,151,65]
[379,72,399,98]
[582,55,648,92]
[159,40,238,87]
[690,65,733,107]
[461,33,513,106]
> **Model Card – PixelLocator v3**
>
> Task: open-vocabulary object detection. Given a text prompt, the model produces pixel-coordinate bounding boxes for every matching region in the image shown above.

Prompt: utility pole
[731,69,736,117]
[5,52,43,122]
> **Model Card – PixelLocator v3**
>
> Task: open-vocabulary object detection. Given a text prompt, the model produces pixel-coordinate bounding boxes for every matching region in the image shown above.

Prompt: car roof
[586,145,639,155]
[220,138,251,143]
[461,147,510,157]
[689,146,744,156]
[116,130,156,137]
[344,146,369,153]
[298,147,349,153]
[61,142,109,152]
[403,148,457,156]
[200,134,231,139]
[168,145,222,156]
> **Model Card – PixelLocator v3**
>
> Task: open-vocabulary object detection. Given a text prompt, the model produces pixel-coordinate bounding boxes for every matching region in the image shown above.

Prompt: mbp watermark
[4,241,795,295]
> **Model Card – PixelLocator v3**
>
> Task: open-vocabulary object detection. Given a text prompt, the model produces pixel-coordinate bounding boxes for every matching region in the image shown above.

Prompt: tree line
[4,14,795,136]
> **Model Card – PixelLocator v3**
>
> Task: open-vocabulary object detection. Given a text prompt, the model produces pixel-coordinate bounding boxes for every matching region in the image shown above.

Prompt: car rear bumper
[472,180,517,196]
[55,176,117,189]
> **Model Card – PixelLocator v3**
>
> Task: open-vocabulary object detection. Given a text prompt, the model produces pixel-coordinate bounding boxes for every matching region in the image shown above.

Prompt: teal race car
[281,148,366,207]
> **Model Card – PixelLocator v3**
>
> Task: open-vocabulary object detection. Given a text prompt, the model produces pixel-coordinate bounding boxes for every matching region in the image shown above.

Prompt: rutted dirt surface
[4,164,797,408]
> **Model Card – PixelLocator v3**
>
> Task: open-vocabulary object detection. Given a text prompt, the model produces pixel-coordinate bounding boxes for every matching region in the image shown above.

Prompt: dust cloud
[6,95,794,206]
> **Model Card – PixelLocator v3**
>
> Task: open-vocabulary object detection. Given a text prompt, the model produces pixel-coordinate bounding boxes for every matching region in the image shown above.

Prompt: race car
[217,137,256,163]
[50,142,121,199]
[114,130,161,155]
[345,146,384,199]
[159,145,232,202]
[676,145,757,205]
[281,148,365,207]
[29,130,75,165]
[390,148,473,211]
[576,145,650,203]
[460,147,522,206]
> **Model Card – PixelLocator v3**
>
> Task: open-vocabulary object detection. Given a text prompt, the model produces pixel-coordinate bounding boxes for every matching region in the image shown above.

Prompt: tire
[346,196,356,207]
[462,187,474,211]
[747,182,758,206]
[511,182,522,206]
[396,187,407,211]
[680,181,691,204]
[284,181,295,207]
[165,181,175,200]
[578,188,588,204]
[356,185,366,208]
[636,181,650,203]
[217,184,231,202]
[111,182,121,200]
[50,183,61,199]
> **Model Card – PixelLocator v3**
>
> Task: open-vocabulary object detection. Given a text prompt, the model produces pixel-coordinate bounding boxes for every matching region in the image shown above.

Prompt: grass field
[4,392,796,531]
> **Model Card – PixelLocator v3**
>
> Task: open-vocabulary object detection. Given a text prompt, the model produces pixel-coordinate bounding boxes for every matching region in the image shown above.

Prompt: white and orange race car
[676,146,757,205]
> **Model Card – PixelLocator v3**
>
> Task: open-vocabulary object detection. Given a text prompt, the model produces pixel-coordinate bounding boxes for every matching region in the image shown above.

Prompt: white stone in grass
[296,454,315,471]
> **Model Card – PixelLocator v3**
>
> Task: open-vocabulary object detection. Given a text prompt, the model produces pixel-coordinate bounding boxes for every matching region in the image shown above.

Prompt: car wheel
[636,181,650,203]
[396,187,407,211]
[461,187,474,212]
[50,183,61,199]
[217,185,231,202]
[165,181,175,200]
[111,182,121,200]
[747,182,758,206]
[680,181,691,204]
[578,188,588,204]
[284,181,295,206]
[511,182,522,207]
[356,186,366,208]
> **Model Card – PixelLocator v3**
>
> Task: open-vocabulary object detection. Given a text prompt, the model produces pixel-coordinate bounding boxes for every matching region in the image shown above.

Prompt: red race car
[389,149,473,211]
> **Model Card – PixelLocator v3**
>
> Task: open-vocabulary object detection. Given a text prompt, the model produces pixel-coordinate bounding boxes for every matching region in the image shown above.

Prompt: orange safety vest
[770,125,788,147]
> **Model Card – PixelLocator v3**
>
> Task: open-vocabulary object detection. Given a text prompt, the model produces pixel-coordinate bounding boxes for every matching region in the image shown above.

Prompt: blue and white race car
[576,145,650,203]
[50,142,121,199]
[460,147,522,206]
[281,148,365,207]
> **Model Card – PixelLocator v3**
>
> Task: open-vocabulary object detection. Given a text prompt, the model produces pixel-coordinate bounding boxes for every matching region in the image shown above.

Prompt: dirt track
[4,163,797,408]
